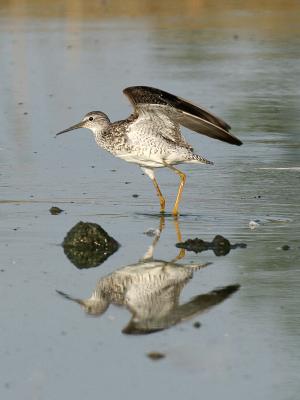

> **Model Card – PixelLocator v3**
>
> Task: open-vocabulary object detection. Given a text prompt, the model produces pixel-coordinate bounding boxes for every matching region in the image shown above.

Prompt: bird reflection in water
[57,217,239,334]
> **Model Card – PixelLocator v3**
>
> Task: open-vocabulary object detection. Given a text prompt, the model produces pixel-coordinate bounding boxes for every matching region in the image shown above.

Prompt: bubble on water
[249,220,260,229]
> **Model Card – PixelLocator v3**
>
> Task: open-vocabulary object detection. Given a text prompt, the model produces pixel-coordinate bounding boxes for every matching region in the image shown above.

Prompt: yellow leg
[152,177,166,213]
[142,167,166,214]
[167,165,186,217]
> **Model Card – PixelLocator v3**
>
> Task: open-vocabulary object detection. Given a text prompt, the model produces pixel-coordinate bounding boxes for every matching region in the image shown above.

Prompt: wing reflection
[57,217,239,334]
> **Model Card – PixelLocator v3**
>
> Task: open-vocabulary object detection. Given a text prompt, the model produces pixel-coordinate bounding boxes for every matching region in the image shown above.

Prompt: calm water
[1,1,300,399]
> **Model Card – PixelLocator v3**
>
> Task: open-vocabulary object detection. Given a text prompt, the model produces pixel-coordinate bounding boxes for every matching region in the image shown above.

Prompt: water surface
[0,1,300,399]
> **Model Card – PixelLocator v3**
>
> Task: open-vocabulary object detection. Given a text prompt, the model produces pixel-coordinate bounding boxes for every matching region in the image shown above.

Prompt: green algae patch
[62,221,119,268]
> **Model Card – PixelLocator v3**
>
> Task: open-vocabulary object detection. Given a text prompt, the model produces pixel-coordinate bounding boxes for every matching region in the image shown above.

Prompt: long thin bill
[56,121,84,136]
[56,290,84,305]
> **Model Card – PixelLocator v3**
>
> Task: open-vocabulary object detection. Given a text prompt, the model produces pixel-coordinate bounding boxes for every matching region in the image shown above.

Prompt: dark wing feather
[123,86,242,146]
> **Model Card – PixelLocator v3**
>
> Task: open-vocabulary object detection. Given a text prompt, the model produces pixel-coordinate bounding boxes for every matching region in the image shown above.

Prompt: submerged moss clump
[62,221,119,269]
[176,235,246,256]
[49,206,64,215]
[146,352,166,361]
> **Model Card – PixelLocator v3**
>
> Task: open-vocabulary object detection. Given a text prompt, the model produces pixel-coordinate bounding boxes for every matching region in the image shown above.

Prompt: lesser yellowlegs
[57,86,242,216]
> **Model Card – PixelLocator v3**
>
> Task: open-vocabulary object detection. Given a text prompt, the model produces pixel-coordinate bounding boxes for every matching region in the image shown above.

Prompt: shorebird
[57,263,239,334]
[57,86,242,215]
[57,217,240,334]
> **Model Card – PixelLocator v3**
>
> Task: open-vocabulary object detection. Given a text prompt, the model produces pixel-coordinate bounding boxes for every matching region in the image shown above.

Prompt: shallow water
[1,1,300,399]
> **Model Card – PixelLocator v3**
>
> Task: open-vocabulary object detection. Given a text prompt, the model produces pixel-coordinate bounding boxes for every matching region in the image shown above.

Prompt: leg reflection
[141,215,165,261]
[172,217,185,261]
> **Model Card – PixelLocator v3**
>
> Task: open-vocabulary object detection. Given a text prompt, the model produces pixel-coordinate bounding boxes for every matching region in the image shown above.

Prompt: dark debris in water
[62,221,119,269]
[147,352,166,361]
[281,245,290,251]
[193,321,201,328]
[176,235,247,256]
[49,206,64,215]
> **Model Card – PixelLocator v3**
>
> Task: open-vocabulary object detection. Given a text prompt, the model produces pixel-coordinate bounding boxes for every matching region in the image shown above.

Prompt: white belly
[116,152,166,168]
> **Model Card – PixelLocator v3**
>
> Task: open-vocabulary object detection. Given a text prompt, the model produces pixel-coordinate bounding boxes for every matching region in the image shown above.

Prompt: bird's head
[56,111,110,136]
[56,290,109,316]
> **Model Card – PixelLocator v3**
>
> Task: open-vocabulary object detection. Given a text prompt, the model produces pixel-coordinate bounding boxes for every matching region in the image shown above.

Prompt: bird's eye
[89,116,94,121]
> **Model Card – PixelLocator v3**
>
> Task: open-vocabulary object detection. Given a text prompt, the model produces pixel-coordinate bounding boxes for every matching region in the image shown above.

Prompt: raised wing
[123,283,240,334]
[123,85,242,146]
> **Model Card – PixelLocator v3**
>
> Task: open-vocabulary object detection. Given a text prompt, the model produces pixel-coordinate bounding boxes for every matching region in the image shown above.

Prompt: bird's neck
[91,121,111,146]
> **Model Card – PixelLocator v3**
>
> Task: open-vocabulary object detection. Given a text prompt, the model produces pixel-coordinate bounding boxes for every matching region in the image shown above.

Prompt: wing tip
[233,138,243,146]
